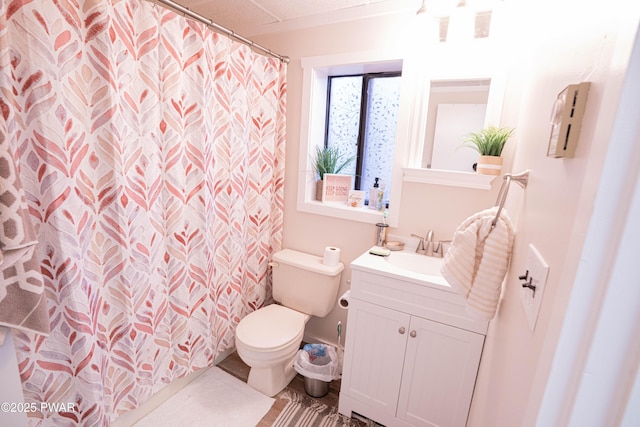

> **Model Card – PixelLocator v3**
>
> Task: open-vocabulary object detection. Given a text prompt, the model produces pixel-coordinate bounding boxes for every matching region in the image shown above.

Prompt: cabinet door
[341,299,409,419]
[397,317,485,427]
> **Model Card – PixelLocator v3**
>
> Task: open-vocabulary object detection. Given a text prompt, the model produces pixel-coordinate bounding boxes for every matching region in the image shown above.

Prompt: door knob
[398,327,406,334]
[410,330,417,338]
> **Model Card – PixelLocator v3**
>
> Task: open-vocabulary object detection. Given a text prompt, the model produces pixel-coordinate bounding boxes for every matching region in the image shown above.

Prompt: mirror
[422,79,490,172]
[401,41,507,189]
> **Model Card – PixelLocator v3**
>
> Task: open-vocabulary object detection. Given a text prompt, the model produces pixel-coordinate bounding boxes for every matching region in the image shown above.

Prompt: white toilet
[235,248,344,397]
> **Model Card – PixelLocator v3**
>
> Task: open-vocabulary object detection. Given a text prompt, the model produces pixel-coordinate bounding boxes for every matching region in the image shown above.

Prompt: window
[297,52,407,226]
[325,72,402,206]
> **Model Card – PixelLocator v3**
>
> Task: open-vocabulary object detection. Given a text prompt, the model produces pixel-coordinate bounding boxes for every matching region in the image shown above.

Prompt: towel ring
[492,170,530,227]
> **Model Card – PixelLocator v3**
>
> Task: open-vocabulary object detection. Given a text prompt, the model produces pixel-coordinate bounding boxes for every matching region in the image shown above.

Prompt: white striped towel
[440,206,515,320]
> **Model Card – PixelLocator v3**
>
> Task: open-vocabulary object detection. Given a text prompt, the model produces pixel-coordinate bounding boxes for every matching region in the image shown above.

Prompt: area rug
[134,366,274,427]
[271,390,373,427]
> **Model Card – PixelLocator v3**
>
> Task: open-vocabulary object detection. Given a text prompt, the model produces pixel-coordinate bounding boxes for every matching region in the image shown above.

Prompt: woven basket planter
[476,155,503,175]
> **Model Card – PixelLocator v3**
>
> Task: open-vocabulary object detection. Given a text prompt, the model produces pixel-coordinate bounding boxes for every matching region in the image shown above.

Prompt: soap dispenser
[369,177,380,210]
[369,178,380,210]
[377,183,385,211]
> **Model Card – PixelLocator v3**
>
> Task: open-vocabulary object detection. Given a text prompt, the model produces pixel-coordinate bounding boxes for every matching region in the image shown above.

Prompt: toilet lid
[236,304,306,351]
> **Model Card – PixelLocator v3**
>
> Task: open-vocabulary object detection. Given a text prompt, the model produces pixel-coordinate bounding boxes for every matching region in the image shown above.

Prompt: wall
[534,27,640,426]
[259,12,433,348]
[256,10,500,350]
[254,1,638,426]
[482,1,639,426]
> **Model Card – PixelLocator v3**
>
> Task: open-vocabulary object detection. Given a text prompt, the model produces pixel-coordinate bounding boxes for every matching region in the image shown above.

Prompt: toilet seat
[236,304,306,352]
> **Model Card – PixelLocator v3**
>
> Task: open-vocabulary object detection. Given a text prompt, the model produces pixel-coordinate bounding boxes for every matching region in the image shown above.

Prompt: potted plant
[311,146,355,201]
[463,126,514,175]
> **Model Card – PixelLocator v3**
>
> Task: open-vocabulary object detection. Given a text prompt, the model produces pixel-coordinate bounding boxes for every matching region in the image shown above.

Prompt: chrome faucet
[433,239,452,258]
[411,229,435,256]
[424,230,434,256]
[412,230,448,258]
[410,233,426,254]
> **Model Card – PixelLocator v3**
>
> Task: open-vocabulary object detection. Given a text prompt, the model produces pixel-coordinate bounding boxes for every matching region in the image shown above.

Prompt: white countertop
[351,246,453,293]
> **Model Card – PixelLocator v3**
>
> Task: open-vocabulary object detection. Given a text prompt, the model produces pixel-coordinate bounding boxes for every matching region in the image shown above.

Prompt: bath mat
[134,366,274,427]
[271,390,375,427]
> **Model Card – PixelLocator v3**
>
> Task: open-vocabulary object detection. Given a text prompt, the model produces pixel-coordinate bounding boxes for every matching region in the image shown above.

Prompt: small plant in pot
[463,126,514,175]
[311,146,355,201]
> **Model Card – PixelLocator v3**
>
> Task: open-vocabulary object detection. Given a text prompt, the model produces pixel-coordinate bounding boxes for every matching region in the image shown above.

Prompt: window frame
[297,51,411,227]
[325,71,402,193]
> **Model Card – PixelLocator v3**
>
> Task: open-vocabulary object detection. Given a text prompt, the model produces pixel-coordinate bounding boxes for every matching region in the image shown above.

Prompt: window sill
[297,199,390,225]
[402,168,497,189]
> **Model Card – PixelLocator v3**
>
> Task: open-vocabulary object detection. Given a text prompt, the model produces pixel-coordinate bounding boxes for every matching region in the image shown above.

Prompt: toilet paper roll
[338,290,351,310]
[323,246,341,267]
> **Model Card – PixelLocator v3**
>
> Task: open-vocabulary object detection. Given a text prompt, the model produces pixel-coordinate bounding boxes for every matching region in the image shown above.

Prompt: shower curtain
[0,0,286,425]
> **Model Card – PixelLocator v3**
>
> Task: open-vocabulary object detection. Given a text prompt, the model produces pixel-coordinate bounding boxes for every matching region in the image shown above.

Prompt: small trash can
[304,376,329,398]
[293,343,340,398]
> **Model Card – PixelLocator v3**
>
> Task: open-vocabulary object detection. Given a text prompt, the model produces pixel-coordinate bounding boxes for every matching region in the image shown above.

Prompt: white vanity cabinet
[338,250,489,427]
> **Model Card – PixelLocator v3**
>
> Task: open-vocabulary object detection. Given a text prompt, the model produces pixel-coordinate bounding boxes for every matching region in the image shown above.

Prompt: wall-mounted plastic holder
[547,82,591,158]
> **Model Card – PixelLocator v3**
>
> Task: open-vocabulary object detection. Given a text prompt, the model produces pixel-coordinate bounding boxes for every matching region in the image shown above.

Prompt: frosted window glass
[326,74,401,206]
[361,76,401,203]
[326,77,362,178]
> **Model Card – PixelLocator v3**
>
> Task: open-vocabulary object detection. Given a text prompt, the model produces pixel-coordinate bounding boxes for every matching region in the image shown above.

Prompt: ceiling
[159,0,422,37]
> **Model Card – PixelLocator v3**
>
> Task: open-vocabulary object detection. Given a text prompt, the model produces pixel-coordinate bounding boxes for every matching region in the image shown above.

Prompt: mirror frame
[402,42,507,189]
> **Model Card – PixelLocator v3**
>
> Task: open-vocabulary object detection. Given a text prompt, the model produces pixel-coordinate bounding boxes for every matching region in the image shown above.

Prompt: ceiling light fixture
[416,0,428,15]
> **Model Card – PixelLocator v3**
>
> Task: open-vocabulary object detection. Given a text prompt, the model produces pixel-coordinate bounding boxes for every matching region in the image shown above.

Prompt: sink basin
[384,251,444,277]
[352,247,450,291]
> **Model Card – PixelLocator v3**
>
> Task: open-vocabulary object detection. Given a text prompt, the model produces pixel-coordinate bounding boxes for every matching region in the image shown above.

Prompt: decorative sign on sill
[322,174,353,203]
[348,190,365,208]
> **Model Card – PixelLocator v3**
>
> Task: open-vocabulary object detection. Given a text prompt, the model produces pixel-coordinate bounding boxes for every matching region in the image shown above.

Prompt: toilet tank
[271,249,344,317]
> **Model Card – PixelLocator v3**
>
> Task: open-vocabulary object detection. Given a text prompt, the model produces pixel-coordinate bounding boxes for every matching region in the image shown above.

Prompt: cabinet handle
[398,327,406,334]
[410,330,417,338]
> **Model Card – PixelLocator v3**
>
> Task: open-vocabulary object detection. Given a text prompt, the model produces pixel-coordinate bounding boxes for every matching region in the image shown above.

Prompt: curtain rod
[152,0,290,64]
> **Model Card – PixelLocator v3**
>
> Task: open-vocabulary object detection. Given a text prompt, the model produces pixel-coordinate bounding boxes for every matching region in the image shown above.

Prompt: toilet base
[247,353,298,397]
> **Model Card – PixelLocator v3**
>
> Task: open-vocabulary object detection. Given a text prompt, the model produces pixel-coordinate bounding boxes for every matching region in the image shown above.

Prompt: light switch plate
[520,244,549,331]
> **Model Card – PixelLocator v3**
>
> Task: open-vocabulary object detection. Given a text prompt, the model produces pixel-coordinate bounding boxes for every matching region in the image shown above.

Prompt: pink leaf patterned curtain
[1,0,286,425]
